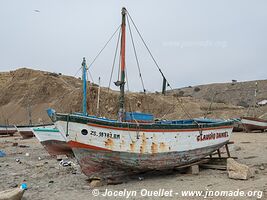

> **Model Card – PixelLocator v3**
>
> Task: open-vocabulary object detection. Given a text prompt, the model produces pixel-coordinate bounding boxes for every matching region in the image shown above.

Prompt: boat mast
[82,57,88,116]
[97,77,101,116]
[118,7,127,122]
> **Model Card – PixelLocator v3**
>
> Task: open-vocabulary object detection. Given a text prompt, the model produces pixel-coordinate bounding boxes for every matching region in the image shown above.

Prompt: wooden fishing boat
[47,7,234,180]
[232,120,244,132]
[240,82,267,132]
[0,125,17,136]
[32,127,73,156]
[241,116,267,132]
[17,123,54,139]
[0,184,27,200]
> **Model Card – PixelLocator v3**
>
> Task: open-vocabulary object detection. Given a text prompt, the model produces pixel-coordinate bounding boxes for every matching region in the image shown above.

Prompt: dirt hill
[1,68,263,125]
[170,80,267,118]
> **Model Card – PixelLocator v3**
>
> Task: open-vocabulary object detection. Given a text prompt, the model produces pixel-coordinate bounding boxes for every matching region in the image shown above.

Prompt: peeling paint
[130,142,135,152]
[140,133,147,154]
[105,138,114,149]
[159,142,166,152]
[151,142,158,154]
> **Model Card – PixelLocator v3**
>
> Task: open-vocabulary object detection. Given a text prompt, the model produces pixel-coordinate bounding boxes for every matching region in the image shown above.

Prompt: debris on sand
[0,150,6,157]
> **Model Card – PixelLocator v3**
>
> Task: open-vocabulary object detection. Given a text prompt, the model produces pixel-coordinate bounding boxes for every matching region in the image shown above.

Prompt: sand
[0,132,266,200]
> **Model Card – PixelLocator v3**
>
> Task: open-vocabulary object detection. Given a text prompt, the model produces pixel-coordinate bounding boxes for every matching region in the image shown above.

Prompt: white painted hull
[17,124,55,139]
[32,128,72,156]
[0,126,17,135]
[241,117,267,132]
[241,118,267,127]
[56,121,232,154]
[32,128,67,143]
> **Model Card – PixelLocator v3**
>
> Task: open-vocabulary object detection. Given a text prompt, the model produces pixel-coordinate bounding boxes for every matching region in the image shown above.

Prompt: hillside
[1,68,262,125]
[170,80,267,117]
[170,80,267,106]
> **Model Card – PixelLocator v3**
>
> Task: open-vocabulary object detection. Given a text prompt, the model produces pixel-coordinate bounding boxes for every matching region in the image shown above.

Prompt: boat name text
[197,131,228,142]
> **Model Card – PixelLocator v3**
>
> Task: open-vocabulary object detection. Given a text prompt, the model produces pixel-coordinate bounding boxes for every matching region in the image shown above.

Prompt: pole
[118,7,127,122]
[82,57,87,116]
[27,99,32,125]
[253,82,258,117]
[162,76,167,95]
[97,77,101,116]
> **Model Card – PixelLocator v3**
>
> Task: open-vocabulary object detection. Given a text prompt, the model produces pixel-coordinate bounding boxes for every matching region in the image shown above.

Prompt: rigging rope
[126,10,172,90]
[87,25,121,70]
[126,15,146,93]
[108,27,121,90]
[126,9,195,120]
[86,65,94,83]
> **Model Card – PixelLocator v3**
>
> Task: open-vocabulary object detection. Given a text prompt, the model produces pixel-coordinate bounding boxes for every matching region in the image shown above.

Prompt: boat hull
[0,188,24,200]
[17,124,54,139]
[70,140,228,179]
[32,128,73,157]
[54,114,234,179]
[241,117,267,132]
[0,126,17,136]
[41,140,73,157]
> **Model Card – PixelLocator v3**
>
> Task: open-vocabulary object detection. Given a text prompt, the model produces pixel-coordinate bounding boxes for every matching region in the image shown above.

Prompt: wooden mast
[82,57,88,116]
[118,7,127,122]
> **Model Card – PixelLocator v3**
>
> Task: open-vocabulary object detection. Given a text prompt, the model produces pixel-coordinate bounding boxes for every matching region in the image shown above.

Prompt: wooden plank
[200,164,226,170]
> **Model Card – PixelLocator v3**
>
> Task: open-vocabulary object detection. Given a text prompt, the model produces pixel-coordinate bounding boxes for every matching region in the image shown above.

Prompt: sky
[0,0,266,92]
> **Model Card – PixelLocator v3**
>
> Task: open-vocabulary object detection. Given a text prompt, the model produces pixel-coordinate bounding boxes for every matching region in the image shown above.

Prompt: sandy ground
[0,132,266,200]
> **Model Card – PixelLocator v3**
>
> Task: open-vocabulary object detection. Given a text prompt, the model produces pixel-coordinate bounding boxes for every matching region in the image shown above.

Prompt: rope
[125,67,139,126]
[87,25,121,70]
[126,9,172,90]
[125,9,196,120]
[126,15,146,93]
[73,67,82,78]
[86,66,94,83]
[108,27,121,90]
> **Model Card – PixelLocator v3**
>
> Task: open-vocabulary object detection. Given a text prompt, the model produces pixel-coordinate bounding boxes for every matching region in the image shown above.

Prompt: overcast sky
[0,0,266,92]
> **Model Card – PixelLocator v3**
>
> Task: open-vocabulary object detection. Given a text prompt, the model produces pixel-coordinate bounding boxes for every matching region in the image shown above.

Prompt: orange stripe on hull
[87,123,233,132]
[68,141,111,151]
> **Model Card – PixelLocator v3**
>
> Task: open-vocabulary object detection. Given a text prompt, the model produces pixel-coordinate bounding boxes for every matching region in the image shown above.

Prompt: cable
[126,15,146,93]
[126,9,172,90]
[126,9,196,120]
[86,66,94,83]
[108,27,121,90]
[87,25,121,69]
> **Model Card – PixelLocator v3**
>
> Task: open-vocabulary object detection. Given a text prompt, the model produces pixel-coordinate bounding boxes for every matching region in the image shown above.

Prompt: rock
[107,179,123,185]
[19,145,30,148]
[9,183,18,188]
[234,145,241,151]
[227,158,254,180]
[56,155,68,161]
[49,180,54,184]
[12,142,18,146]
[25,153,30,157]
[90,180,103,187]
[36,163,44,167]
[188,165,199,175]
[259,165,265,170]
